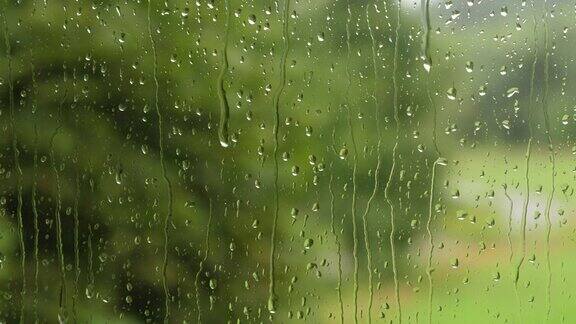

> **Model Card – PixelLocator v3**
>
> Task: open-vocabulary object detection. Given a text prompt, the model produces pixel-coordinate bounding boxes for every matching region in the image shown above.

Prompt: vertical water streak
[420,0,432,70]
[87,179,95,302]
[195,200,213,323]
[343,1,360,322]
[514,15,539,316]
[49,90,67,320]
[503,184,514,263]
[32,125,40,324]
[268,0,291,314]
[2,6,26,322]
[72,174,81,321]
[420,0,440,321]
[361,3,383,322]
[383,1,402,322]
[147,1,175,321]
[541,4,554,319]
[217,0,231,147]
[425,160,438,324]
[329,172,344,324]
[28,62,40,323]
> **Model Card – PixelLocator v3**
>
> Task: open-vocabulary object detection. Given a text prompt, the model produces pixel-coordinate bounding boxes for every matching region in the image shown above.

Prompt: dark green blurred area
[0,0,574,323]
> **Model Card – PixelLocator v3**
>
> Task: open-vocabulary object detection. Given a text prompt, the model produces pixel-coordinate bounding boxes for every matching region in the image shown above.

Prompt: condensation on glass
[0,0,571,323]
